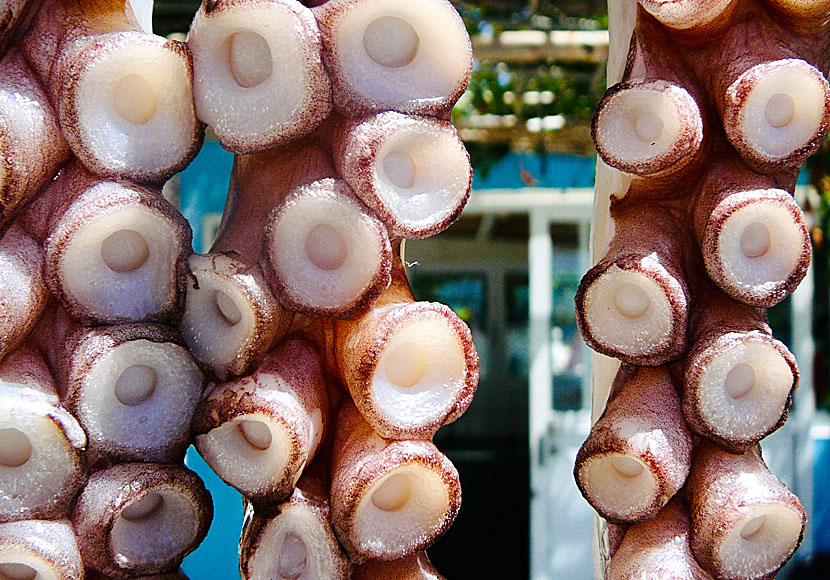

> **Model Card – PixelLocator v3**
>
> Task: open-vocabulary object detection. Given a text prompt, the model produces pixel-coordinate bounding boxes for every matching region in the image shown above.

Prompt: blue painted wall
[814,436,830,554]
[178,141,235,253]
[471,152,596,190]
[182,448,245,579]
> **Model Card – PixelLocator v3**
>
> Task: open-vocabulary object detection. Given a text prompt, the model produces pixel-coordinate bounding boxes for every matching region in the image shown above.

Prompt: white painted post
[579,219,593,411]
[790,258,815,560]
[529,210,554,580]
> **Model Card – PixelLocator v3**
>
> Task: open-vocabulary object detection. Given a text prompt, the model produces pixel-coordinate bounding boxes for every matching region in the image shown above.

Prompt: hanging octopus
[574,1,827,578]
[0,0,478,577]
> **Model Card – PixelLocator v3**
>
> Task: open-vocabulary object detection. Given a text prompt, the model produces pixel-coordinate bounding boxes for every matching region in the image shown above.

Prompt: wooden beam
[473,30,609,64]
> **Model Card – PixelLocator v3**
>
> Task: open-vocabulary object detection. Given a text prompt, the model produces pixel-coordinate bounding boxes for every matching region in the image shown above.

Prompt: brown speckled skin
[20,0,144,83]
[699,188,810,307]
[182,253,294,381]
[334,255,478,439]
[690,146,798,222]
[55,31,204,184]
[329,401,461,563]
[0,346,60,401]
[583,1,828,573]
[37,166,193,326]
[313,0,472,118]
[575,367,692,524]
[683,288,798,452]
[239,467,351,580]
[575,201,691,366]
[188,0,332,154]
[592,79,704,177]
[0,50,70,234]
[57,322,204,464]
[0,519,84,580]
[353,552,446,580]
[0,0,40,54]
[332,111,473,239]
[676,2,830,173]
[766,0,830,23]
[594,10,713,179]
[211,141,334,263]
[687,442,806,580]
[607,523,628,559]
[263,177,392,319]
[0,224,49,360]
[72,463,213,580]
[689,148,809,307]
[193,336,329,503]
[0,0,208,575]
[210,137,392,319]
[607,497,714,580]
[19,0,204,184]
[0,385,87,522]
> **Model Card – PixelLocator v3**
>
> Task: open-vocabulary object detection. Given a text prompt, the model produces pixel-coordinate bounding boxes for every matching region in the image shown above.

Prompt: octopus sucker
[688,443,805,580]
[574,366,692,524]
[239,467,351,580]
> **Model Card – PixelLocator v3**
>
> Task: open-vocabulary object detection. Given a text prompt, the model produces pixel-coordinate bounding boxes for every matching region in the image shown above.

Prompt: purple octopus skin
[607,496,714,580]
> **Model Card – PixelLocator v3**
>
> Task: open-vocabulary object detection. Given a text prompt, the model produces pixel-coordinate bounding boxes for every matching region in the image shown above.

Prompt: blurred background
[152,1,830,578]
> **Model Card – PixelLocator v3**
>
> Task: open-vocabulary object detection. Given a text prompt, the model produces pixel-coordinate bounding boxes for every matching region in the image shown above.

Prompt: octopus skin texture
[576,1,825,578]
[0,0,478,578]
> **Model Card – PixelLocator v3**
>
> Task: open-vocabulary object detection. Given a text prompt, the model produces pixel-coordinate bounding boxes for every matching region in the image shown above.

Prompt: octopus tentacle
[333,255,478,440]
[607,497,713,580]
[683,287,798,452]
[687,442,805,580]
[21,0,203,183]
[587,0,820,575]
[36,164,193,325]
[0,50,70,233]
[0,348,86,523]
[576,201,690,366]
[239,467,351,580]
[332,111,472,239]
[1,0,476,575]
[0,225,49,361]
[179,253,293,381]
[187,0,332,153]
[313,0,472,117]
[54,321,204,464]
[329,401,461,562]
